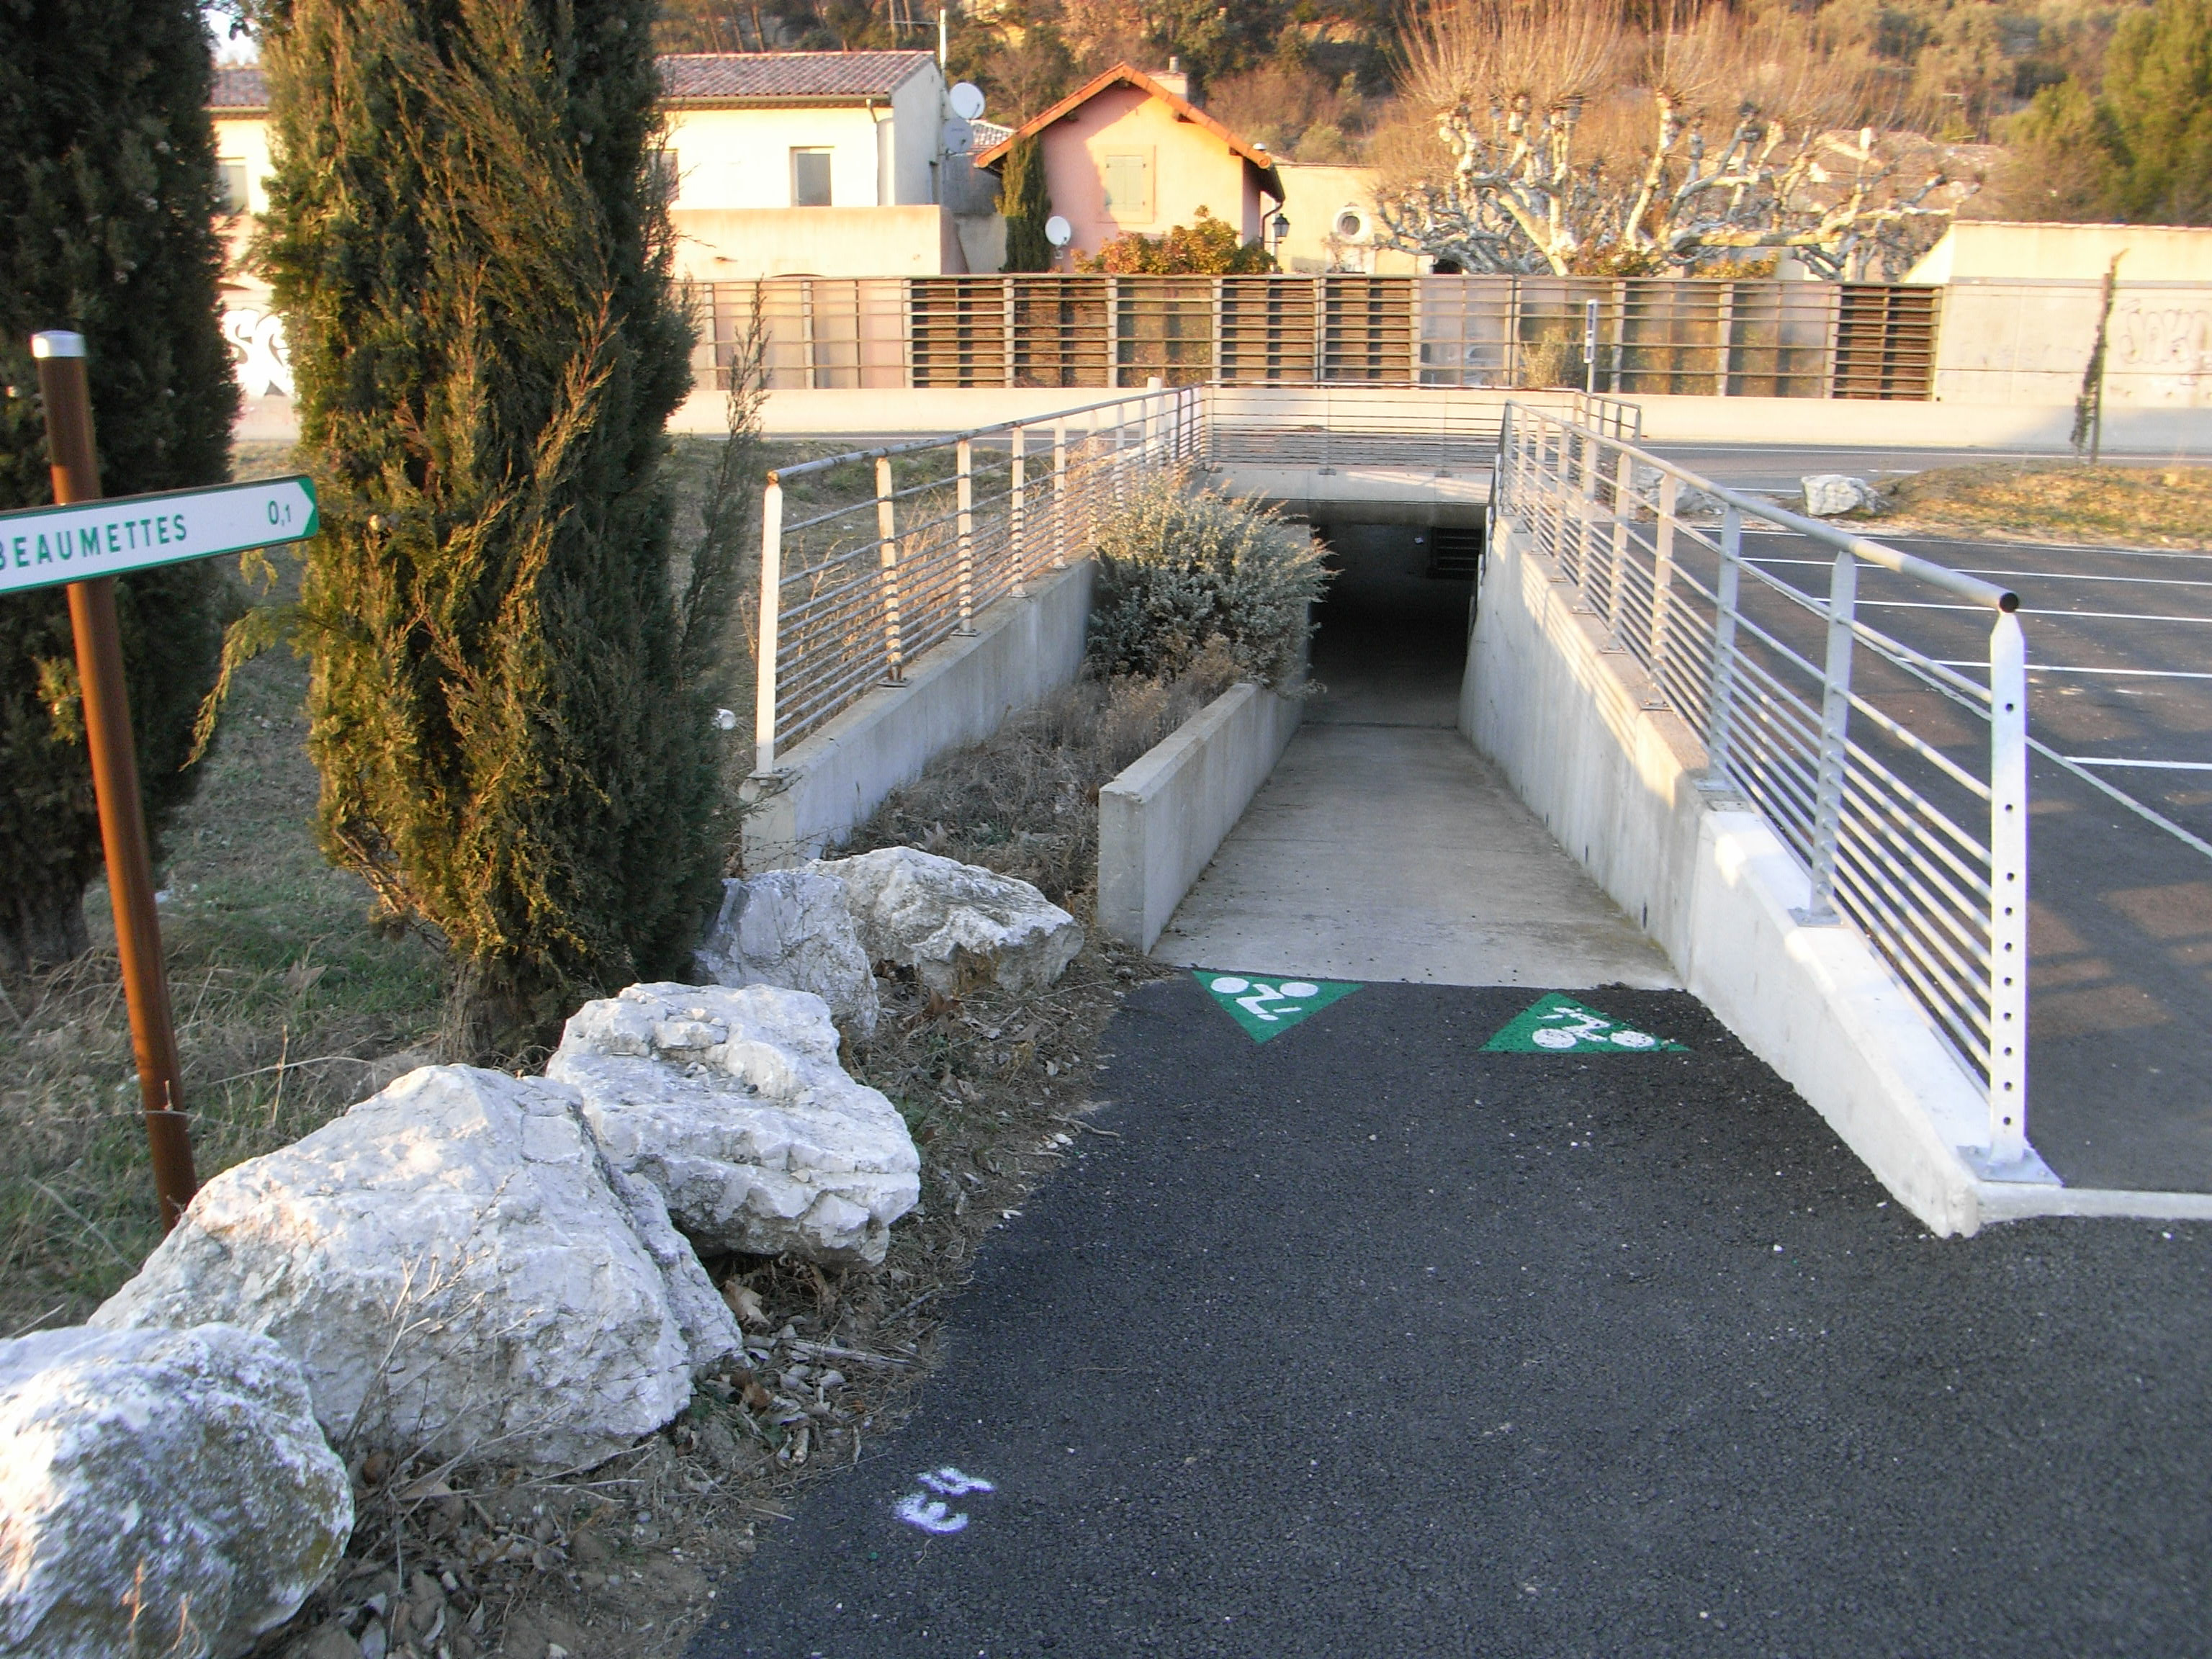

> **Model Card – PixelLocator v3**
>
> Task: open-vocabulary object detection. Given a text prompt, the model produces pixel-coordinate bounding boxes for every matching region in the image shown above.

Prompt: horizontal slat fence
[698,276,1940,398]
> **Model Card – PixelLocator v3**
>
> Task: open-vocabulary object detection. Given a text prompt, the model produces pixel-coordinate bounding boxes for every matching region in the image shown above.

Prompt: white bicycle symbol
[1532,1009,1659,1049]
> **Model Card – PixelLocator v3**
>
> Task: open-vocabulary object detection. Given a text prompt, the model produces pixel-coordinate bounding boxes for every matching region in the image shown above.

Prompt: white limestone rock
[1801,473,1882,517]
[547,983,920,1266]
[92,1066,737,1473]
[695,871,880,1039]
[809,846,1084,996]
[0,1322,351,1659]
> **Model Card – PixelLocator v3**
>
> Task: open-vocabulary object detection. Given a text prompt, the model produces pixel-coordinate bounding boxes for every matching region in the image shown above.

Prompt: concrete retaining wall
[1465,513,1997,1236]
[1097,682,1303,952]
[741,559,1094,869]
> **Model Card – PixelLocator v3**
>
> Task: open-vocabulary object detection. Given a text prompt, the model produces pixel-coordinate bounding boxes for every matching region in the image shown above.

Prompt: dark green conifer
[999,133,1055,271]
[0,0,235,976]
[254,0,716,1048]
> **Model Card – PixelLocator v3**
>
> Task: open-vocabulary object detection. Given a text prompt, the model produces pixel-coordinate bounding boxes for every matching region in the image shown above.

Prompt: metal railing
[1202,385,1640,472]
[754,383,1201,770]
[1496,403,2031,1172]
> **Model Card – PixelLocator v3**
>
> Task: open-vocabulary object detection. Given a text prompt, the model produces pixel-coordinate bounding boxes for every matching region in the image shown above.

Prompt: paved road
[1730,530,2212,1192]
[696,979,2212,1658]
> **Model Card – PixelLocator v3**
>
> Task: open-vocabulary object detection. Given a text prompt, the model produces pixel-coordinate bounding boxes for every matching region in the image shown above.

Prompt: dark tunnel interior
[1305,519,1483,725]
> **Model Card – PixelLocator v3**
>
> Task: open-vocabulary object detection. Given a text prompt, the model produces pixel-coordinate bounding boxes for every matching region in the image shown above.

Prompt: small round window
[1334,209,1364,240]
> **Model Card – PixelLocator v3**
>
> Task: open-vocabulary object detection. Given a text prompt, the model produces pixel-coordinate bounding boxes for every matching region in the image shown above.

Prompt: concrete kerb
[740,559,1094,870]
[1097,681,1303,952]
[1467,511,1997,1236]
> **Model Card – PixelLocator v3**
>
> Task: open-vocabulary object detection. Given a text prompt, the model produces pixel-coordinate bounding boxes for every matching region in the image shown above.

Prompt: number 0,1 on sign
[14,331,319,1231]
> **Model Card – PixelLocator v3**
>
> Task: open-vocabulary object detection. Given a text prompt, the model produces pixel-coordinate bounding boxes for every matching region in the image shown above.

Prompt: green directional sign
[1196,970,1362,1043]
[0,473,318,598]
[1483,992,1686,1055]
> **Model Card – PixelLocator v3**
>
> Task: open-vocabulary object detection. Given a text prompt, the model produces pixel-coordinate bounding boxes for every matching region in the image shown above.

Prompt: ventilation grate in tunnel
[1426,527,1483,580]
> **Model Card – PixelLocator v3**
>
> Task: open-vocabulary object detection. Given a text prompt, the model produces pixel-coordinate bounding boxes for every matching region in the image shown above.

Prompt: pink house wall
[1038,84,1269,261]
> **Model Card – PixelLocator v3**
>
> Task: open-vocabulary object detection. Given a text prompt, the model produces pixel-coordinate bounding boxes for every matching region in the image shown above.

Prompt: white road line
[2061,757,2212,771]
[1934,662,2212,680]
[1748,556,2212,589]
[1858,603,2212,624]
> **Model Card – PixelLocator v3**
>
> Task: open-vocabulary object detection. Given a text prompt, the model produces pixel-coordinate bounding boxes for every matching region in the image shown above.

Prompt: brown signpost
[15,331,319,1232]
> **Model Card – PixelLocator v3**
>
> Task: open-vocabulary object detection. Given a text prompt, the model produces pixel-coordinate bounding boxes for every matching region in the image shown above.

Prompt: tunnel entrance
[1306,520,1480,727]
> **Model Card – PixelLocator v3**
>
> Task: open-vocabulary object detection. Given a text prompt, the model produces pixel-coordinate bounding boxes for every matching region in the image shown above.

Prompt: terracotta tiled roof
[660,51,935,102]
[210,65,266,111]
[971,62,1283,196]
[207,51,934,114]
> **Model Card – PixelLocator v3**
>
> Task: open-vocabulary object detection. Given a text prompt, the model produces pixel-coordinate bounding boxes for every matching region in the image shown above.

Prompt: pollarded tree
[252,0,719,1050]
[0,0,236,976]
[1378,0,1969,279]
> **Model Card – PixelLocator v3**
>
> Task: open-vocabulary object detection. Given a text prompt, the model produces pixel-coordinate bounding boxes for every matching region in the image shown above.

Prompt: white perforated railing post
[955,436,975,633]
[1112,400,1128,505]
[1606,443,1632,645]
[1576,426,1599,589]
[1989,608,2031,1162]
[1650,471,1678,681]
[1803,549,1859,922]
[753,477,783,774]
[1709,504,1743,781]
[1052,419,1068,568]
[876,454,905,683]
[1010,423,1028,596]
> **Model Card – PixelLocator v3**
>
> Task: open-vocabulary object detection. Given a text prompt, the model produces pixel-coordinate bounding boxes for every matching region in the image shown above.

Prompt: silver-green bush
[1086,465,1330,689]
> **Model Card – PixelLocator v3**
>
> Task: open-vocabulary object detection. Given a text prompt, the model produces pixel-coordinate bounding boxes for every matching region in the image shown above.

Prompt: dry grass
[840,644,1245,909]
[7,425,1218,1658]
[1876,460,2212,549]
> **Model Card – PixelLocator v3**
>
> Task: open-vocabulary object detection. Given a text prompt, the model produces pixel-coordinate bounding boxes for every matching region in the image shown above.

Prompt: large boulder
[547,983,920,1266]
[809,847,1084,996]
[93,1066,738,1472]
[695,871,880,1040]
[1800,473,1882,518]
[0,1323,351,1659]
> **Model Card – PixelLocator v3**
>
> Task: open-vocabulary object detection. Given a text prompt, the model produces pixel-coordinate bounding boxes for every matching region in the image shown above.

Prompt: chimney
[1154,55,1191,102]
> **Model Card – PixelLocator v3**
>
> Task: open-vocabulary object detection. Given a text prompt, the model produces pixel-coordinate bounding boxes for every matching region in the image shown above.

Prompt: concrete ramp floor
[1153,717,1679,990]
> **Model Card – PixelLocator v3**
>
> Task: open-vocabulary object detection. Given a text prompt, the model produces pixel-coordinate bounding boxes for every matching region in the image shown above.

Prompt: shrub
[1086,465,1329,689]
[0,1,236,976]
[255,0,713,1052]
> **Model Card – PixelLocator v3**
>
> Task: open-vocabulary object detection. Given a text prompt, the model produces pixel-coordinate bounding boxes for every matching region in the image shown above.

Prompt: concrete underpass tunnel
[1305,515,1483,727]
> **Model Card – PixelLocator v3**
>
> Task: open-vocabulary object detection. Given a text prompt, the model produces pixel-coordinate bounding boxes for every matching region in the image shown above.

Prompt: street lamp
[1267,210,1290,257]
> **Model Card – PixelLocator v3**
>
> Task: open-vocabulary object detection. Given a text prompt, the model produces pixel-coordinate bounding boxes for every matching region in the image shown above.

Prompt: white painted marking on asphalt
[893,1494,970,1534]
[2062,758,2212,771]
[1860,603,2212,623]
[917,1467,997,1496]
[1937,663,2212,680]
[894,1467,997,1534]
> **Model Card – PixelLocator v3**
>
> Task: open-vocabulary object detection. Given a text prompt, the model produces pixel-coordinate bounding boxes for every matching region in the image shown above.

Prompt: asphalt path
[1719,529,2212,1192]
[695,978,2212,1658]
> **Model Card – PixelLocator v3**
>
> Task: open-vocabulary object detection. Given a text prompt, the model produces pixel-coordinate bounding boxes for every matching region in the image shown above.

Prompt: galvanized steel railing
[1496,403,2032,1173]
[754,384,1200,770]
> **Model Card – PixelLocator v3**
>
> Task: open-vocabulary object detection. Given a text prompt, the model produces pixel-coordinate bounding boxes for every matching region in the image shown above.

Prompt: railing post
[1145,374,1163,462]
[1010,423,1028,596]
[1575,426,1599,590]
[955,436,976,631]
[1606,442,1633,647]
[1799,548,1858,924]
[1650,471,1678,684]
[1987,607,2030,1164]
[1112,400,1127,505]
[754,477,783,773]
[1708,503,1743,782]
[1052,418,1069,567]
[876,454,905,682]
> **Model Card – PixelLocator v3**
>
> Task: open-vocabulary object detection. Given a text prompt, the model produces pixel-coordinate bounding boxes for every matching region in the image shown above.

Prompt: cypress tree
[999,134,1054,271]
[254,0,716,1049]
[0,0,235,976]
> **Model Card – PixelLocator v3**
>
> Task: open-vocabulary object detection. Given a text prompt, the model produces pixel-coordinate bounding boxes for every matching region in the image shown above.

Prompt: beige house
[210,50,996,399]
[1272,161,1423,276]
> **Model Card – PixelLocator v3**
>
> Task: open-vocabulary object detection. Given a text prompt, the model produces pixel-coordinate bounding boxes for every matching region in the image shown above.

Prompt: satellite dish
[941,117,974,156]
[948,81,986,122]
[1045,215,1073,248]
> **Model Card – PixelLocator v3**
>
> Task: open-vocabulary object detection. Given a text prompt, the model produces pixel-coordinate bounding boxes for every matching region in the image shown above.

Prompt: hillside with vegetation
[655,0,2205,229]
